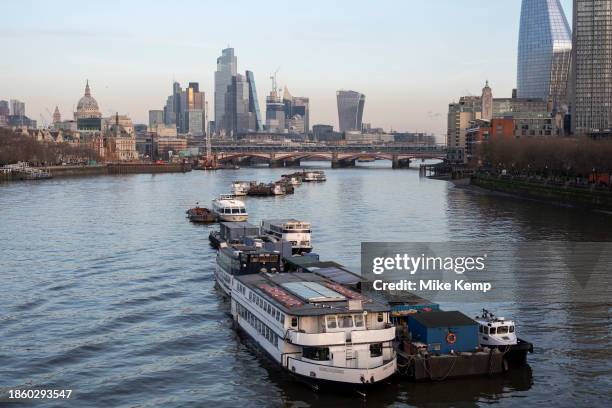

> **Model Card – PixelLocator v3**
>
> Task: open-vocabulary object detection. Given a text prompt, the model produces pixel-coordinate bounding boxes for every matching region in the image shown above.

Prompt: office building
[336,90,365,132]
[517,0,572,110]
[149,110,164,129]
[571,0,612,135]
[283,86,310,134]
[10,99,26,116]
[214,48,237,134]
[447,96,481,151]
[225,73,257,135]
[246,70,263,132]
[266,80,285,133]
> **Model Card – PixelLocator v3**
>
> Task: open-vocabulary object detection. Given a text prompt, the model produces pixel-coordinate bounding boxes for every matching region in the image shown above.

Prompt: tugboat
[475,309,533,368]
[186,203,216,223]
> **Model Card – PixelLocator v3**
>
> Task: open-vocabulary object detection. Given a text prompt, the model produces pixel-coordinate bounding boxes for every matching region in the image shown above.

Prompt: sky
[1,0,573,140]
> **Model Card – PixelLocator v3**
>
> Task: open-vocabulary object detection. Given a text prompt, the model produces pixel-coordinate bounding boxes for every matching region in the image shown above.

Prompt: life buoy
[446,332,457,344]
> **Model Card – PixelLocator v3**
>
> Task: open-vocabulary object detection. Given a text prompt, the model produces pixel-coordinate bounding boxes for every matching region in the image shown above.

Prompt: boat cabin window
[240,208,246,213]
[509,326,515,333]
[497,326,509,334]
[303,347,330,361]
[338,315,353,328]
[291,317,298,327]
[377,313,384,323]
[489,327,496,335]
[354,314,364,328]
[370,343,383,358]
[479,326,484,333]
[326,316,337,329]
[232,208,240,214]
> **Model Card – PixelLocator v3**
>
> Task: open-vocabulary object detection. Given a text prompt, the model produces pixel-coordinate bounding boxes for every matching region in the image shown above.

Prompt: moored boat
[232,181,254,196]
[212,194,248,222]
[186,205,216,223]
[302,170,326,182]
[215,242,282,297]
[260,219,312,254]
[231,272,397,386]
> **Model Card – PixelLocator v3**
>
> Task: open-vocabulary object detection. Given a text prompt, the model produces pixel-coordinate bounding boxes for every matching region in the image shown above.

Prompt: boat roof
[220,243,280,256]
[220,221,259,230]
[236,272,389,316]
[410,311,477,328]
[214,198,246,206]
[261,218,310,226]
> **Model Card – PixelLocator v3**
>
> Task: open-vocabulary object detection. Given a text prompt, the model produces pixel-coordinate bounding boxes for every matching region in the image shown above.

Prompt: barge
[186,205,216,223]
[215,242,282,297]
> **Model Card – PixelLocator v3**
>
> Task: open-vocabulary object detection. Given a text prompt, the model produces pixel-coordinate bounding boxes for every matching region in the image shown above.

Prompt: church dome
[76,80,101,119]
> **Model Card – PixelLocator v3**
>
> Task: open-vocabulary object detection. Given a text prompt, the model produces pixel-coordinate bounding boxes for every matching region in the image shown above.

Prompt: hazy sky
[1,0,573,139]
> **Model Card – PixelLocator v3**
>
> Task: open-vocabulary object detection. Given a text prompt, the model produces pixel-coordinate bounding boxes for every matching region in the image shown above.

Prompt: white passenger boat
[215,242,282,297]
[231,272,397,386]
[271,183,286,196]
[302,170,326,182]
[212,194,248,222]
[475,309,518,347]
[284,176,302,186]
[231,181,253,196]
[260,219,312,254]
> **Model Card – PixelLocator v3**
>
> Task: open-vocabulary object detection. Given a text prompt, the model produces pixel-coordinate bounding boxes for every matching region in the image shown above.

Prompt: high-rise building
[225,73,257,135]
[266,77,285,133]
[10,99,26,116]
[149,110,164,129]
[517,0,572,110]
[571,0,612,135]
[336,90,365,132]
[0,100,10,117]
[164,95,175,125]
[282,86,310,134]
[447,96,481,152]
[214,48,237,134]
[481,81,493,120]
[246,71,263,132]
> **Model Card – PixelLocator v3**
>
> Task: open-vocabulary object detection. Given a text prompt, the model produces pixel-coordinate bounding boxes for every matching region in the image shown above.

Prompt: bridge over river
[210,145,447,168]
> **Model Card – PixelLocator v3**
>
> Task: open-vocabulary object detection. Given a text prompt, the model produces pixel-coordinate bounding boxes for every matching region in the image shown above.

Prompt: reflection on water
[0,161,610,407]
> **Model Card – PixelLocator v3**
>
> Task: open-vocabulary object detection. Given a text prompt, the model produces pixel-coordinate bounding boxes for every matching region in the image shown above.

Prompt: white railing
[287,330,345,347]
[351,326,396,344]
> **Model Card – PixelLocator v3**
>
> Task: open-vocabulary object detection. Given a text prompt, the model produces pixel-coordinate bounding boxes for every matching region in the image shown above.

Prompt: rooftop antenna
[270,67,280,98]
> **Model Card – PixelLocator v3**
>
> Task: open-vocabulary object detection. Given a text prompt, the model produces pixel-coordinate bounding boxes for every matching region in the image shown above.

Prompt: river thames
[1,162,611,407]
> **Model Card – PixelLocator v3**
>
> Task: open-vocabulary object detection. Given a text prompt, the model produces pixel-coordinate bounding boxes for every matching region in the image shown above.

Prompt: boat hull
[217,214,248,222]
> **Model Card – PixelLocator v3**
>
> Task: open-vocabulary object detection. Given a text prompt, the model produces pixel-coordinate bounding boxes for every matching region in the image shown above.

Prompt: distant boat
[186,205,216,223]
[212,194,248,222]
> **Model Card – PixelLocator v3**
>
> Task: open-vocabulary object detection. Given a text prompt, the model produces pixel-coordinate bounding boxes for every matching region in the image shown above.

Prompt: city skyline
[1,0,572,138]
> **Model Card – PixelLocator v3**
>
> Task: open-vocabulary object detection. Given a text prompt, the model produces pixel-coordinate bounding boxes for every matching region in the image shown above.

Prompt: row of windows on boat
[480,325,514,335]
[216,208,247,214]
[236,281,293,326]
[236,301,280,348]
[265,226,311,234]
[301,343,384,362]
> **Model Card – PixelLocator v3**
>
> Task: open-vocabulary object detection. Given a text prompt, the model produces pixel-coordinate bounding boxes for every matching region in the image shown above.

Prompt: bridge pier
[284,158,301,167]
[392,155,411,169]
[332,159,356,168]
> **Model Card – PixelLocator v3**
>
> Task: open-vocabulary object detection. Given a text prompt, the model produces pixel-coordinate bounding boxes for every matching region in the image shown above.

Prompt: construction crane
[269,67,280,99]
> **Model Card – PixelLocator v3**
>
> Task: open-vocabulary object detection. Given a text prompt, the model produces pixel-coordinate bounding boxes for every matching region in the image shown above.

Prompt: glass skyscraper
[214,48,237,134]
[517,0,572,110]
[571,0,612,135]
[246,70,263,132]
[336,90,365,133]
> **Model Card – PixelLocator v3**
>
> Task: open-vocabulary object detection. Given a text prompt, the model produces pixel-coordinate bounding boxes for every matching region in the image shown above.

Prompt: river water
[1,162,610,407]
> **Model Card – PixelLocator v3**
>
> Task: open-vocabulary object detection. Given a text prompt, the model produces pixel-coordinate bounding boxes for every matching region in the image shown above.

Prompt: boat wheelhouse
[231,272,397,386]
[215,243,282,297]
[475,309,518,347]
[231,181,254,196]
[260,219,312,254]
[302,170,326,182]
[212,194,248,222]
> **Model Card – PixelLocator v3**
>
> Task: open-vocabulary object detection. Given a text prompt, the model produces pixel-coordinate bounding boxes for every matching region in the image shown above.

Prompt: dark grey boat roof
[236,272,389,316]
[410,311,477,328]
[220,221,259,230]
